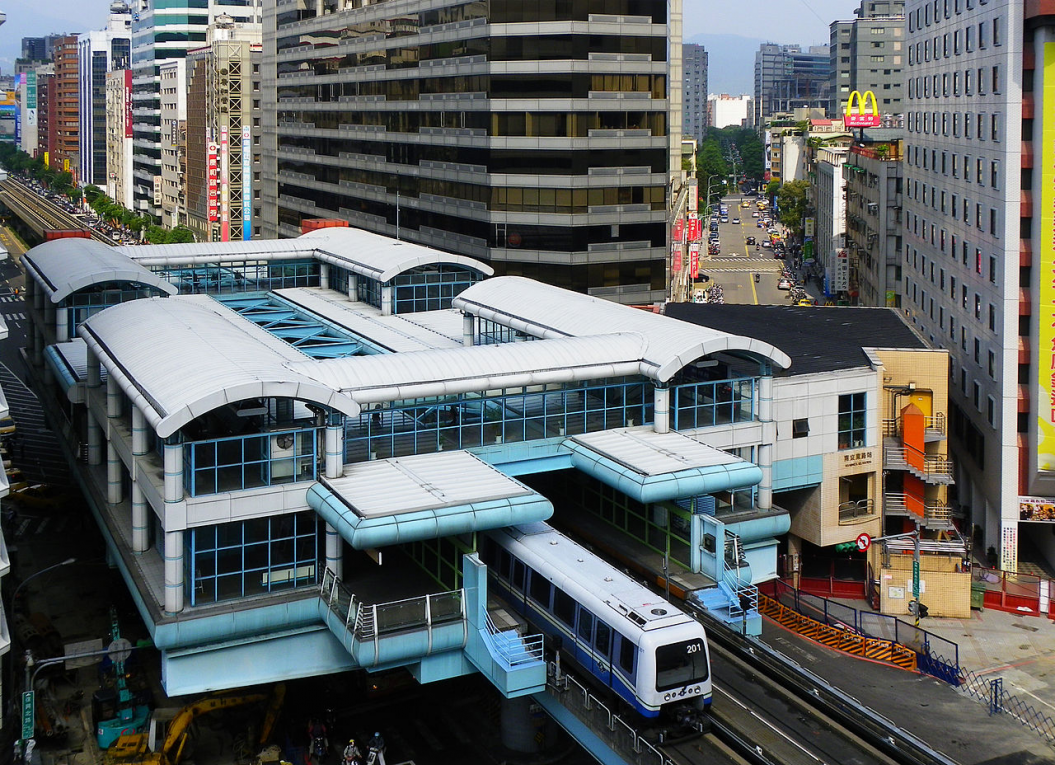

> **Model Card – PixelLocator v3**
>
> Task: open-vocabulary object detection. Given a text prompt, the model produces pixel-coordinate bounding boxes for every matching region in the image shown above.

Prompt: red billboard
[689,243,700,279]
[687,214,701,243]
[207,142,219,222]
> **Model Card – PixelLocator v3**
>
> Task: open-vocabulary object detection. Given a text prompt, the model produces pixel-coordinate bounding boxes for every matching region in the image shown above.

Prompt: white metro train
[481,522,711,718]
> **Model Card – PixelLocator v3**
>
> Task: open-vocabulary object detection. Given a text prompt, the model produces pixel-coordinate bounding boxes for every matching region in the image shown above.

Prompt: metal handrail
[483,612,544,668]
[885,444,954,477]
[882,412,946,437]
[838,498,875,524]
[883,493,952,524]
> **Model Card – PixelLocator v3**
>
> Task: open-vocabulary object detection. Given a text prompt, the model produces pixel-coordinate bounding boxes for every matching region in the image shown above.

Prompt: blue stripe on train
[487,575,660,717]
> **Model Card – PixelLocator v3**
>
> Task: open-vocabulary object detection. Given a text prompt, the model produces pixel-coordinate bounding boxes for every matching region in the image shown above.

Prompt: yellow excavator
[104,683,285,765]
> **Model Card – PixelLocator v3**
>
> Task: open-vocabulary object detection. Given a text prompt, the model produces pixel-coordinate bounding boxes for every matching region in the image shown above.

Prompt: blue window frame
[184,428,319,496]
[187,511,319,605]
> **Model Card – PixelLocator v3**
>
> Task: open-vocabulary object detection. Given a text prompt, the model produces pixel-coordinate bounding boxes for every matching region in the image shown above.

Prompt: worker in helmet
[342,738,362,765]
[366,731,387,765]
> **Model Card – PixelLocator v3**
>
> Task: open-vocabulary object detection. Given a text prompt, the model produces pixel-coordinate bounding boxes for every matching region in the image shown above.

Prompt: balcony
[884,493,954,529]
[882,413,946,443]
[838,498,876,525]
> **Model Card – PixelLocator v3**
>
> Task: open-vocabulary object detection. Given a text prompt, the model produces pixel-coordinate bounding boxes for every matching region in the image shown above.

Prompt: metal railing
[545,662,681,765]
[884,444,954,482]
[838,498,875,524]
[483,612,544,668]
[956,665,1055,745]
[723,570,758,619]
[882,412,946,438]
[883,494,952,525]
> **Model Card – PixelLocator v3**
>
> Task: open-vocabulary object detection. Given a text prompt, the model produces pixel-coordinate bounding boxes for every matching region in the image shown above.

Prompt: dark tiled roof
[664,303,927,376]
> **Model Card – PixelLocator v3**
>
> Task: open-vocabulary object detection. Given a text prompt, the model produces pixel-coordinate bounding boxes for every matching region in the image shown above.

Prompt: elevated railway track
[0,178,118,246]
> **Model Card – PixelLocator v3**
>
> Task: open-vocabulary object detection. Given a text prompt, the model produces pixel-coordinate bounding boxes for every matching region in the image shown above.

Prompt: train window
[577,609,594,642]
[511,559,526,591]
[617,634,636,676]
[498,549,511,580]
[655,638,709,691]
[528,568,551,608]
[480,538,498,568]
[554,588,575,627]
[595,621,612,656]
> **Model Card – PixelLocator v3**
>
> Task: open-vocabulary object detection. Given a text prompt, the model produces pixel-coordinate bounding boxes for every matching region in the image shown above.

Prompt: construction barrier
[760,594,917,671]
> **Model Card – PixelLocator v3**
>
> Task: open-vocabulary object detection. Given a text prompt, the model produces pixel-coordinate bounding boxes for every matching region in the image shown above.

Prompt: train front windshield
[655,638,709,691]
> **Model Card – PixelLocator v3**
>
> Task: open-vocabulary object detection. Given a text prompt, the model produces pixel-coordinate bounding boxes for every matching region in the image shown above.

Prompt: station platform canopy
[307,451,553,549]
[453,277,792,381]
[563,428,763,503]
[25,238,178,304]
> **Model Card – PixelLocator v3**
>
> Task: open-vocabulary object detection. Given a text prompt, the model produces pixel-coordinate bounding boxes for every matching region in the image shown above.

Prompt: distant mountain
[686,33,768,96]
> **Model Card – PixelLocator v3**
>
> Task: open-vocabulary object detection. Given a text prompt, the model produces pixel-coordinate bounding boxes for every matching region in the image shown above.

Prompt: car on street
[732,217,740,224]
[761,240,772,248]
[777,278,793,290]
[767,228,780,235]
[752,211,760,218]
[721,216,729,223]
[745,236,756,245]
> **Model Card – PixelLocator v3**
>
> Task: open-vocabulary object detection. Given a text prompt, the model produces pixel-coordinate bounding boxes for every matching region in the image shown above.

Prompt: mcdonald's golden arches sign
[845,90,881,128]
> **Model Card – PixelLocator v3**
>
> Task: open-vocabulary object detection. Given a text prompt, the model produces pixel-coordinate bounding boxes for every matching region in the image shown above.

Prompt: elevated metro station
[17,227,949,752]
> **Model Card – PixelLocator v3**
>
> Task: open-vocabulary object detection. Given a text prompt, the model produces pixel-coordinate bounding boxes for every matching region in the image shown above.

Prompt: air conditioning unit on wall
[271,432,296,478]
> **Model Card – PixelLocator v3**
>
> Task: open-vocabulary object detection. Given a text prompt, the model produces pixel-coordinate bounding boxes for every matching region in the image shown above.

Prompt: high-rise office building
[754,43,831,125]
[78,2,132,187]
[683,43,708,143]
[53,36,79,179]
[263,0,682,303]
[708,94,751,129]
[21,37,46,61]
[184,18,262,241]
[902,1,1046,571]
[130,0,261,217]
[829,1,906,120]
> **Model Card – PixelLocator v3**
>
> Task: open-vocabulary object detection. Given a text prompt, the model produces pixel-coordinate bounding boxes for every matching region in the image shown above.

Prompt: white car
[777,278,793,290]
[752,211,760,218]
[732,218,741,224]
[767,227,780,235]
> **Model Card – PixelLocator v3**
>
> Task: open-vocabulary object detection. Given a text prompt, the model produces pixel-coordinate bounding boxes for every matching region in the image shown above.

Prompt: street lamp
[12,557,77,609]
[14,557,77,764]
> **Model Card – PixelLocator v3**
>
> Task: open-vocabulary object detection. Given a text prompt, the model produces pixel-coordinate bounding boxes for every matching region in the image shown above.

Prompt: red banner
[687,214,701,242]
[207,142,219,222]
[672,243,682,273]
[672,218,684,243]
[689,243,700,279]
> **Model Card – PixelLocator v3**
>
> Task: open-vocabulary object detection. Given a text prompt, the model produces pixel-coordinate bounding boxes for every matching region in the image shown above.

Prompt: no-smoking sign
[856,533,871,552]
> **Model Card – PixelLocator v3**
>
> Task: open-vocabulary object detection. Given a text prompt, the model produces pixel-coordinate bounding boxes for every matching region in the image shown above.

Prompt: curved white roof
[25,238,178,304]
[123,238,317,266]
[453,277,792,380]
[291,333,648,403]
[78,297,360,438]
[300,227,494,282]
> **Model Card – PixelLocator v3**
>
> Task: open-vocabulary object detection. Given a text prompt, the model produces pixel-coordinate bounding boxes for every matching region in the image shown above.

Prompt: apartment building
[903,0,1028,570]
[78,3,132,187]
[830,1,907,119]
[683,43,708,143]
[53,36,79,179]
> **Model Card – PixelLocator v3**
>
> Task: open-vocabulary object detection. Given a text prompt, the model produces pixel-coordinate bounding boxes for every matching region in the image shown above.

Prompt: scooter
[753,273,760,284]
[310,734,329,764]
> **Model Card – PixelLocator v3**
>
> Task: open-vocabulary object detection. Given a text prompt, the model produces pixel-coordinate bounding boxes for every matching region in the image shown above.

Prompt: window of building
[792,418,809,438]
[987,395,995,425]
[993,16,1002,46]
[838,393,867,450]
[988,350,995,378]
[989,256,997,284]
[991,160,999,189]
[991,112,1000,141]
[992,65,1000,93]
[973,381,981,410]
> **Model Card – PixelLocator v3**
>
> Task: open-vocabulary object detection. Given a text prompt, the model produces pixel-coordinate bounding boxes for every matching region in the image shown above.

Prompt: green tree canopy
[776,179,810,237]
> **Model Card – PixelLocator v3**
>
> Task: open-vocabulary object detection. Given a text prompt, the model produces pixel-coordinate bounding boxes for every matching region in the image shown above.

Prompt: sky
[0,0,863,81]
[683,0,863,46]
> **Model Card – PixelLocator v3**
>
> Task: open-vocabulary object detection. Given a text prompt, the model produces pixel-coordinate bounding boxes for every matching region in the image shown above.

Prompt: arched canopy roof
[300,227,494,283]
[453,277,792,381]
[78,296,360,438]
[24,238,178,304]
[123,227,494,284]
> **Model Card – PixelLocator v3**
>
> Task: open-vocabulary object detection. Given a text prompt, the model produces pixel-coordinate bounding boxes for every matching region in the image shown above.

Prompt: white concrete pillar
[132,406,149,455]
[55,306,68,343]
[107,375,122,419]
[347,274,357,299]
[320,262,330,290]
[757,374,774,511]
[107,442,123,504]
[86,351,101,389]
[131,481,149,553]
[653,387,670,434]
[32,327,43,366]
[164,442,185,503]
[164,529,185,614]
[325,423,343,479]
[463,313,475,347]
[325,523,342,579]
[44,302,55,340]
[87,412,103,466]
[381,284,393,315]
